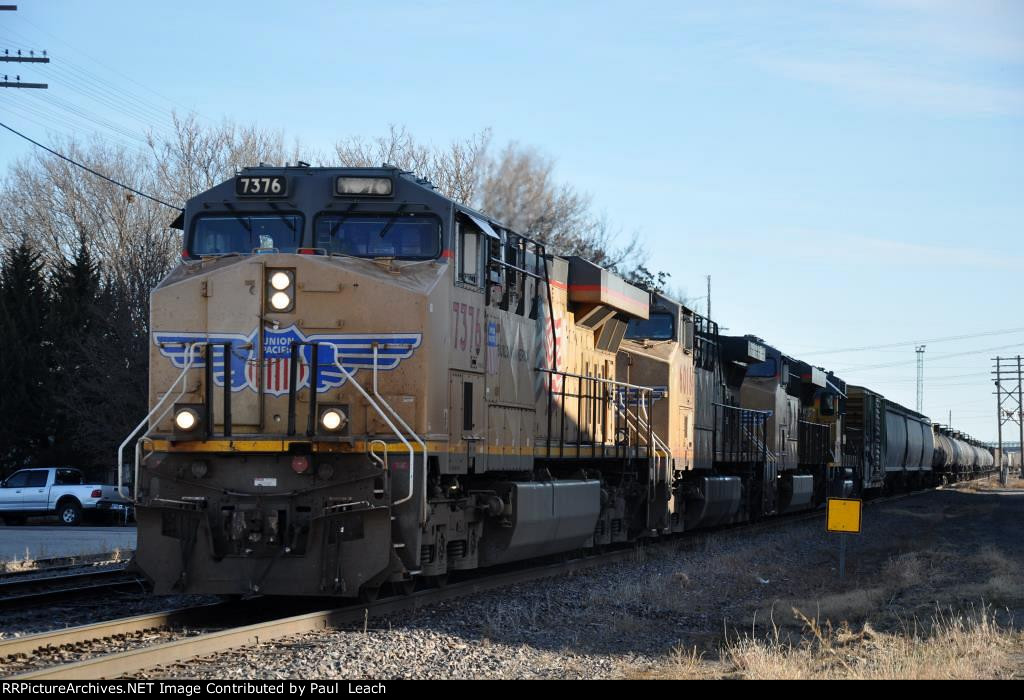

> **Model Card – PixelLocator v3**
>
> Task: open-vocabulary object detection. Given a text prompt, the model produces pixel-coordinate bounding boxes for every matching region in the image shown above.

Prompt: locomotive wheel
[358,585,380,603]
[426,573,448,589]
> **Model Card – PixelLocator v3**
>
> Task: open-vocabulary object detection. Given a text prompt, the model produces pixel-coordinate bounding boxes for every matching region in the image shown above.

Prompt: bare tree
[335,127,646,271]
[147,113,301,206]
[477,142,644,269]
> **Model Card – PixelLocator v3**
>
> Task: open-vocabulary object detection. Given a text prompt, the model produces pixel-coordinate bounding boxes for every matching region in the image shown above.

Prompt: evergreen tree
[45,268,150,472]
[48,236,103,466]
[0,240,51,474]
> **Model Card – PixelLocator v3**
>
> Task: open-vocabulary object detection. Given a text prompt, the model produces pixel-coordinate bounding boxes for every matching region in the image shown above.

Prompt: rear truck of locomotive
[129,166,678,599]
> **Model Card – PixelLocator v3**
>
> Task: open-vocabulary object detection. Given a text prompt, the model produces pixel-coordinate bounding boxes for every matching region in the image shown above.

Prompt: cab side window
[457,222,484,290]
[27,471,48,487]
[56,469,83,486]
[680,314,695,352]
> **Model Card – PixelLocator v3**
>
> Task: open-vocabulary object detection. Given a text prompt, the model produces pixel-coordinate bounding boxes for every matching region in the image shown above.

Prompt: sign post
[826,498,862,578]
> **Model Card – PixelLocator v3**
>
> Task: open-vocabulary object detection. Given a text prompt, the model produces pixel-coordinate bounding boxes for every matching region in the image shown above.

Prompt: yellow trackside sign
[826,498,862,534]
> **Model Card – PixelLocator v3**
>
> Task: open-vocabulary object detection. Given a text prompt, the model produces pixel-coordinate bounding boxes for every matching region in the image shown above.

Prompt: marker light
[291,456,311,474]
[270,271,291,290]
[270,291,292,310]
[175,408,198,431]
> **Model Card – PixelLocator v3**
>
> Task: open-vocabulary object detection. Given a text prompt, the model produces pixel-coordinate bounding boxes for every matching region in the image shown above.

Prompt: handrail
[117,342,202,500]
[368,439,387,471]
[314,342,416,515]
[611,397,670,465]
[637,398,673,458]
[372,345,428,524]
[535,366,659,393]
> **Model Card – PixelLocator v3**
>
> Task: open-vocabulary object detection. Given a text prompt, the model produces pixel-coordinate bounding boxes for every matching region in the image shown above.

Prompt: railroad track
[0,484,954,679]
[0,564,147,609]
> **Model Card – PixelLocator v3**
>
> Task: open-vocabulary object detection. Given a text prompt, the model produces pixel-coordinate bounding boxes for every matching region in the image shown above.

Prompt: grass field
[625,485,1024,680]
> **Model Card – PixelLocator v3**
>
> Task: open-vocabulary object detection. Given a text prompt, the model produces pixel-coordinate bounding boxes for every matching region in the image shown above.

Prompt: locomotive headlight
[270,271,291,291]
[270,291,292,310]
[266,269,295,312]
[175,408,199,431]
[320,407,348,432]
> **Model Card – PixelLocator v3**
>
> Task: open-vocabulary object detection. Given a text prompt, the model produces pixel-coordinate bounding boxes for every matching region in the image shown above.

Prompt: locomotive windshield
[624,313,675,340]
[315,214,441,260]
[190,214,303,256]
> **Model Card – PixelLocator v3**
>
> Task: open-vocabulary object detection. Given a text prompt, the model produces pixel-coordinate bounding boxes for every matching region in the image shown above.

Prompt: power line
[0,119,181,211]
[5,17,191,129]
[0,5,46,89]
[795,327,1024,356]
[0,24,179,138]
[838,343,1024,373]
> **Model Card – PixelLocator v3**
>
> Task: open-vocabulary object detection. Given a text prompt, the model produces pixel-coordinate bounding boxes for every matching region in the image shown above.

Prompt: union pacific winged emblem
[154,325,422,396]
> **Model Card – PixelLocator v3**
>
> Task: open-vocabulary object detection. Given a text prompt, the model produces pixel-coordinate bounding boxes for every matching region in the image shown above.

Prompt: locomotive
[126,166,996,599]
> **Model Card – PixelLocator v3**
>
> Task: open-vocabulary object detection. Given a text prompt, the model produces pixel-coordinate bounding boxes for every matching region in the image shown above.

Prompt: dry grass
[634,605,1023,679]
[0,548,131,574]
[0,547,39,573]
[621,489,1024,680]
[954,476,1024,492]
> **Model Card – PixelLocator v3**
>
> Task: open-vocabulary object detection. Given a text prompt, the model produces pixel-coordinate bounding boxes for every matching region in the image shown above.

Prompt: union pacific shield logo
[154,326,422,396]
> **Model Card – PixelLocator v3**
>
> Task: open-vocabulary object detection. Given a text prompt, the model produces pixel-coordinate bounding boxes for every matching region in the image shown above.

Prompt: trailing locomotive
[124,166,996,599]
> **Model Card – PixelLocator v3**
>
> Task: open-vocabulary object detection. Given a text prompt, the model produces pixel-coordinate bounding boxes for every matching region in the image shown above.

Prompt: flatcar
[123,166,996,599]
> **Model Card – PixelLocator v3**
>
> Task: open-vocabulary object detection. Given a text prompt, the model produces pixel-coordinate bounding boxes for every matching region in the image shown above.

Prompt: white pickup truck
[0,467,131,525]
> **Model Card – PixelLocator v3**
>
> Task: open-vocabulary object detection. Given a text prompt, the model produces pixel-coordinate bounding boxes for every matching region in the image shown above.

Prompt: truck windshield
[624,313,675,341]
[190,214,303,256]
[315,214,441,260]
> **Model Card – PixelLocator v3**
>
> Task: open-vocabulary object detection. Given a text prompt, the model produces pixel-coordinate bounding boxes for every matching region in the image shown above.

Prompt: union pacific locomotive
[127,166,996,599]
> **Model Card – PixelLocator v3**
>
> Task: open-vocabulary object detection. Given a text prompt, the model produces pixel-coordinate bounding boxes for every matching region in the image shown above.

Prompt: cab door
[449,371,485,473]
[22,470,50,510]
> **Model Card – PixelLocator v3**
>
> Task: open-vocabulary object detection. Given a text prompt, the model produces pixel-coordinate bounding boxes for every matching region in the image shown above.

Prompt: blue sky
[1,1,1021,440]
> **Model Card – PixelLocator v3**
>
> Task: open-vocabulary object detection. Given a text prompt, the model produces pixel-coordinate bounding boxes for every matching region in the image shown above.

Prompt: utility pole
[1,5,49,90]
[915,345,926,413]
[993,355,1023,486]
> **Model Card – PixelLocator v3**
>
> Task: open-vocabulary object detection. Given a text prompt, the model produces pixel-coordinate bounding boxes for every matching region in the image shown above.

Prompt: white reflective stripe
[466,212,500,240]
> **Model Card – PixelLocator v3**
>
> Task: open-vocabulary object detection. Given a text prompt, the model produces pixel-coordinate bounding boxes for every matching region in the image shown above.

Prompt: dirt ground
[627,478,1024,679]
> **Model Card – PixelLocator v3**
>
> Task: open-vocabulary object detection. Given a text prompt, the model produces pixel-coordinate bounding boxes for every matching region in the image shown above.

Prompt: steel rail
[8,482,961,680]
[0,603,228,659]
[12,548,644,679]
[0,567,146,609]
